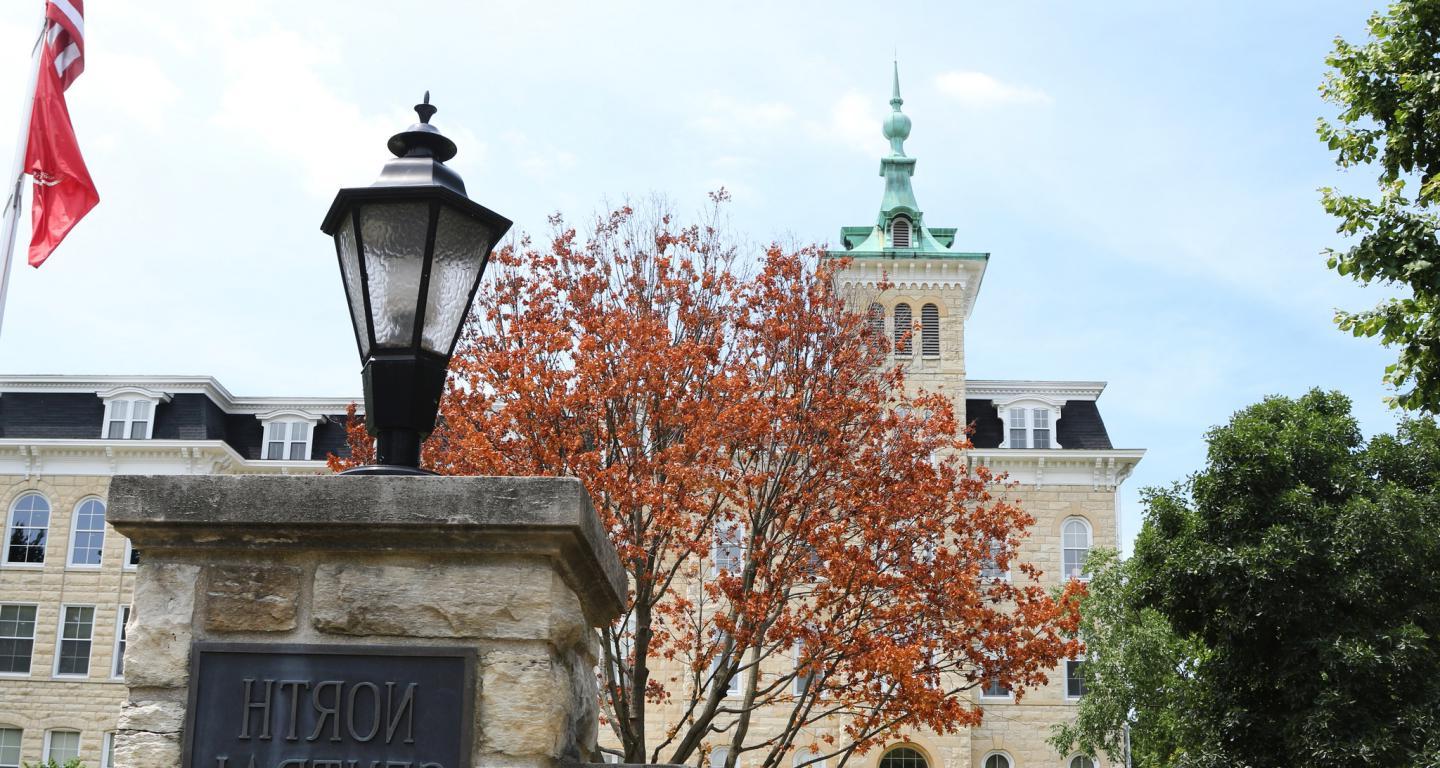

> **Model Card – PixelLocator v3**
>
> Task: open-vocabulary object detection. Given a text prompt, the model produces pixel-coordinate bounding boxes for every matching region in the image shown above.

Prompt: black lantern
[321,93,512,474]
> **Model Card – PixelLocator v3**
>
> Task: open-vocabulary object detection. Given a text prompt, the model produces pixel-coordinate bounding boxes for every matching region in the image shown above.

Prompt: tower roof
[830,63,985,262]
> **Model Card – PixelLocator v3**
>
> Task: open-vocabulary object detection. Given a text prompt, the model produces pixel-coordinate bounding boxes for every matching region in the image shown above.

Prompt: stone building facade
[598,67,1143,768]
[0,376,354,767]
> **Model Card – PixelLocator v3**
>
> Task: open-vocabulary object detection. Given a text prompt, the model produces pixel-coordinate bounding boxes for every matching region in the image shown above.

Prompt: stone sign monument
[107,474,626,768]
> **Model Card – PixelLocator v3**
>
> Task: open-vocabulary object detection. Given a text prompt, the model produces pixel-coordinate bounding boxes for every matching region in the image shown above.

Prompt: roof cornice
[966,380,1108,401]
[0,375,361,415]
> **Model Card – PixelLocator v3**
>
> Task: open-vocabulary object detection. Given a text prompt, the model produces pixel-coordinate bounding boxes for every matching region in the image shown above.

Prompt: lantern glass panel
[335,215,371,360]
[421,205,494,355]
[359,201,431,349]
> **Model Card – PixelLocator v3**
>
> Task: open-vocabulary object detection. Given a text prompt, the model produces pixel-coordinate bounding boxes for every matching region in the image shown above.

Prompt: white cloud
[689,92,797,144]
[502,131,577,178]
[81,51,181,133]
[819,90,880,154]
[933,70,1051,107]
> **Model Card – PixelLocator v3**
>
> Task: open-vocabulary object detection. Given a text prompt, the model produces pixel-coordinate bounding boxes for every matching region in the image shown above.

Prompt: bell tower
[826,63,989,416]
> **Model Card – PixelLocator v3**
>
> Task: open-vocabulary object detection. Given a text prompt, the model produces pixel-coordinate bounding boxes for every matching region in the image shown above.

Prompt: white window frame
[1068,756,1097,768]
[101,731,116,768]
[994,397,1064,450]
[708,630,742,698]
[256,410,324,462]
[710,746,730,768]
[122,538,139,571]
[112,604,130,679]
[979,673,1012,700]
[0,725,21,768]
[3,492,51,568]
[1065,658,1087,700]
[97,386,169,441]
[1062,517,1093,582]
[53,604,95,679]
[792,638,811,696]
[711,520,745,576]
[42,729,81,764]
[0,603,38,677]
[979,538,1010,582]
[793,753,827,768]
[980,752,1012,768]
[66,497,107,569]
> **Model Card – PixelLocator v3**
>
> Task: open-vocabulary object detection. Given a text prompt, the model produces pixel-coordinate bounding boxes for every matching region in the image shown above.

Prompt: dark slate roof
[0,389,353,461]
[965,398,1113,450]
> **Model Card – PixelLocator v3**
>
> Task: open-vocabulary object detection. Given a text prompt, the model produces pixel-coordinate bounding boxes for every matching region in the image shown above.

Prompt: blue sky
[0,1,1401,551]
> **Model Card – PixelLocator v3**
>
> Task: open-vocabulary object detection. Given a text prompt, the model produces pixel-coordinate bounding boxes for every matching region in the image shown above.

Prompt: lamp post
[321,93,512,474]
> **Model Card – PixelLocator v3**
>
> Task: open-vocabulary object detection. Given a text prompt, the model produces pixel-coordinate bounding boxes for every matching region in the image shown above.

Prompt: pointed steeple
[878,61,919,228]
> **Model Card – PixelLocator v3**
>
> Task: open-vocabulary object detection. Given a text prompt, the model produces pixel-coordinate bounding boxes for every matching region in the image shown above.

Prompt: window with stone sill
[264,420,313,461]
[0,604,36,675]
[54,604,94,677]
[67,497,106,568]
[1062,518,1092,581]
[4,492,50,565]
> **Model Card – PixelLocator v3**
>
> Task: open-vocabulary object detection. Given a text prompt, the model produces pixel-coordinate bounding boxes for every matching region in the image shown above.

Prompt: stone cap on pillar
[108,474,627,625]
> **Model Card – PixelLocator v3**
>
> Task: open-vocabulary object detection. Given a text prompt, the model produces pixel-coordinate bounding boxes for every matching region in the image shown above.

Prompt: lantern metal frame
[320,94,512,474]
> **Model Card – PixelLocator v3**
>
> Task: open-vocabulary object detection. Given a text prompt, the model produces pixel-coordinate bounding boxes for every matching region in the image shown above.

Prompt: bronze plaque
[183,642,475,768]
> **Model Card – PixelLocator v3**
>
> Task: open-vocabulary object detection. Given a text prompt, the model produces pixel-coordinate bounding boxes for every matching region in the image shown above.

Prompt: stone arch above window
[981,752,1011,768]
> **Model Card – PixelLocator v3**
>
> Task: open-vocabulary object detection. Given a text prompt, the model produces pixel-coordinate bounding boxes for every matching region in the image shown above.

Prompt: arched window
[867,302,885,341]
[5,493,50,565]
[1062,518,1092,580]
[878,747,927,768]
[982,753,1010,768]
[1069,757,1096,768]
[893,303,913,357]
[920,303,940,357]
[69,498,106,567]
[890,217,912,249]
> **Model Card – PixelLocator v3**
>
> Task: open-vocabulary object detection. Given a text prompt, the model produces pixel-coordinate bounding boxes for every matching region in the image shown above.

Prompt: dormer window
[256,410,324,461]
[890,217,912,248]
[995,399,1063,449]
[97,387,169,440]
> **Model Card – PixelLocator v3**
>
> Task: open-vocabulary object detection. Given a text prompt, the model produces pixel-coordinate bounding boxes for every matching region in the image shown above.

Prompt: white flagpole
[0,19,48,341]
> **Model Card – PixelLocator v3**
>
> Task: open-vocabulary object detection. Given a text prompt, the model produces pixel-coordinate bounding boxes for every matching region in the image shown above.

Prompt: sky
[0,1,1402,552]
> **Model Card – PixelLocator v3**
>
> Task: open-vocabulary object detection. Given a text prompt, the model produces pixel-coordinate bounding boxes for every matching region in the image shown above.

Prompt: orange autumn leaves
[334,198,1082,767]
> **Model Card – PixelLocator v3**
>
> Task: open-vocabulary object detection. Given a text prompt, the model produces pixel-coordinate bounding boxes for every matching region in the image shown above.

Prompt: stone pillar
[108,475,626,768]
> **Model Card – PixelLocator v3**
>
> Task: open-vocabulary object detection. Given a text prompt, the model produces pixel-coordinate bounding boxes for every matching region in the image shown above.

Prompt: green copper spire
[877,61,919,225]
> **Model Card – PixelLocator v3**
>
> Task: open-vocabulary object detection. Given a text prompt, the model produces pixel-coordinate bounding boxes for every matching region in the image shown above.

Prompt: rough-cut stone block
[204,564,301,632]
[480,648,572,759]
[312,561,587,646]
[114,729,181,768]
[125,562,199,688]
[117,699,185,733]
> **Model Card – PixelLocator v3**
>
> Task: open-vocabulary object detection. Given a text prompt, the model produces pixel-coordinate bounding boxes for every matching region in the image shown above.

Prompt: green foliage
[1053,390,1440,767]
[1320,0,1440,412]
[22,759,86,768]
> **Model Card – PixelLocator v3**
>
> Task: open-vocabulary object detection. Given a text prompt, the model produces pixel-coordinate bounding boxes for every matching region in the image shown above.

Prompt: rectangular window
[265,421,313,461]
[101,732,115,768]
[793,638,812,696]
[130,400,151,439]
[1066,659,1086,699]
[113,605,130,678]
[106,400,128,439]
[105,399,152,440]
[982,675,1011,698]
[709,630,741,698]
[1032,408,1051,449]
[1008,408,1027,448]
[979,539,1008,581]
[0,727,19,768]
[124,538,140,570]
[712,521,745,575]
[55,605,94,677]
[0,604,37,675]
[44,730,80,763]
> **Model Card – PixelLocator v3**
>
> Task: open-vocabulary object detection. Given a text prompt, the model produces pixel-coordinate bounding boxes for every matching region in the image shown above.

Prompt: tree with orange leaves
[334,194,1082,768]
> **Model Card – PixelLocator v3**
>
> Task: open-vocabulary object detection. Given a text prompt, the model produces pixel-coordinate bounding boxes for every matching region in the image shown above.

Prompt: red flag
[24,2,96,268]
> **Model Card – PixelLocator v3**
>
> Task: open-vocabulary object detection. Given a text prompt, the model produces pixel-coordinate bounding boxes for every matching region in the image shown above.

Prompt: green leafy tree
[1320,0,1440,412]
[23,759,85,768]
[1054,390,1440,766]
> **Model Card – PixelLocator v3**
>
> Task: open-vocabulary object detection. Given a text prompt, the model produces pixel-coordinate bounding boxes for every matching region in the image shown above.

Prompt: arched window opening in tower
[893,303,913,357]
[920,303,939,356]
[890,217,912,248]
[867,302,885,345]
